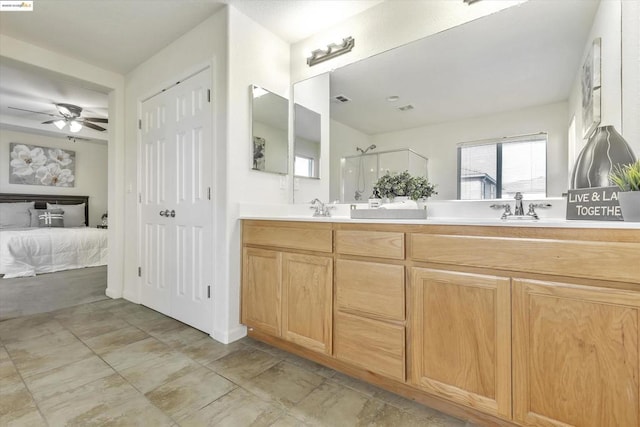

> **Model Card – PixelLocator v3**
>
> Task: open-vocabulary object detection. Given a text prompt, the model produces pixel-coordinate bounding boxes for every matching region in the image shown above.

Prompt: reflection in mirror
[457,133,547,200]
[325,0,620,201]
[250,85,288,174]
[294,103,321,179]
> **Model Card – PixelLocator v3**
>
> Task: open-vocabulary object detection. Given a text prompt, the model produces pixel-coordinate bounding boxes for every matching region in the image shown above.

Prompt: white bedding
[0,228,108,278]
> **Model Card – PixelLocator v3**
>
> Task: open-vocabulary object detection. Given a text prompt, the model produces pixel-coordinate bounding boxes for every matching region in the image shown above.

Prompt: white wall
[332,102,568,200]
[224,6,291,342]
[0,128,108,226]
[567,0,623,158]
[0,34,126,299]
[291,0,525,83]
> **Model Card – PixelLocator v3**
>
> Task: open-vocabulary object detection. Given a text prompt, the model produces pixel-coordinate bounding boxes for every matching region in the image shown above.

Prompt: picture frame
[252,136,266,171]
[581,37,601,139]
[9,143,76,187]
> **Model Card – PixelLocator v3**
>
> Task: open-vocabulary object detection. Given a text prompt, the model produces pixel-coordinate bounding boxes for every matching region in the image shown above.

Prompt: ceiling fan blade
[82,121,107,132]
[8,106,60,118]
[83,117,109,123]
[42,120,58,124]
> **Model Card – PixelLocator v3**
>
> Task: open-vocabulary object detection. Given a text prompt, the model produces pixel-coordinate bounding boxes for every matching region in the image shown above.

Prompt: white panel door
[140,68,213,333]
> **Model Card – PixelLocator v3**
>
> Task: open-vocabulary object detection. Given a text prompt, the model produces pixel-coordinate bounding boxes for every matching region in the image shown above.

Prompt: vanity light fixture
[307,37,355,67]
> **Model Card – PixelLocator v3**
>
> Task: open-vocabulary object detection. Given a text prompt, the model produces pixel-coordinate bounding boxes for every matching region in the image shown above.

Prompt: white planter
[618,191,640,222]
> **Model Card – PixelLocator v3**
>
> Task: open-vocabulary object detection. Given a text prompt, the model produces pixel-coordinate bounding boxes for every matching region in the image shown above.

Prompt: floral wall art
[9,143,76,187]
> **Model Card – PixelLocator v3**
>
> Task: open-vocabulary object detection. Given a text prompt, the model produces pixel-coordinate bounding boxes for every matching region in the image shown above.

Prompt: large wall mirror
[250,85,288,175]
[293,0,623,202]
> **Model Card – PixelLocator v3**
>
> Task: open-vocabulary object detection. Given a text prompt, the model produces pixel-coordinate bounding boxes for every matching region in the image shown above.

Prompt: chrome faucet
[491,192,551,220]
[514,192,525,216]
[309,198,335,217]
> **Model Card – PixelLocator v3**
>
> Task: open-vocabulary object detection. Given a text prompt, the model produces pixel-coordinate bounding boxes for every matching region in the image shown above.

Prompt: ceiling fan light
[53,119,66,130]
[57,105,72,116]
[69,120,83,133]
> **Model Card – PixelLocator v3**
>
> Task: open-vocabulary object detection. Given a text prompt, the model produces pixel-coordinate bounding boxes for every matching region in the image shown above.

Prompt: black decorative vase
[570,125,637,189]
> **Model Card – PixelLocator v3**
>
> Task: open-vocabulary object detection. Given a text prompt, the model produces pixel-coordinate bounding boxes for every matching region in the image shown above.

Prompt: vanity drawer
[243,221,332,253]
[335,230,404,259]
[409,233,640,284]
[336,259,405,321]
[334,311,405,381]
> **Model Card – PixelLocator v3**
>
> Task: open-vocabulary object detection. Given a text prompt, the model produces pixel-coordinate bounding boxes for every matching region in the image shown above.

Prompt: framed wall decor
[252,136,266,171]
[581,37,601,139]
[9,143,76,187]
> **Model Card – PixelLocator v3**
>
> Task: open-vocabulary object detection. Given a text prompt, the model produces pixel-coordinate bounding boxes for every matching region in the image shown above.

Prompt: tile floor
[0,299,470,426]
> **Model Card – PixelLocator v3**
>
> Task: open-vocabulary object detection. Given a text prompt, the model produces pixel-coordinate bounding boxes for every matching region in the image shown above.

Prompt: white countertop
[238,201,640,229]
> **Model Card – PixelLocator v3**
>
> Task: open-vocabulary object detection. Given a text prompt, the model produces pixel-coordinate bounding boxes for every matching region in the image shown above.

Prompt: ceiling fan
[8,103,108,132]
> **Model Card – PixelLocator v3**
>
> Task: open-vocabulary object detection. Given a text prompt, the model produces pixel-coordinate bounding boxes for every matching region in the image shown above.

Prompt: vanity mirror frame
[250,84,289,175]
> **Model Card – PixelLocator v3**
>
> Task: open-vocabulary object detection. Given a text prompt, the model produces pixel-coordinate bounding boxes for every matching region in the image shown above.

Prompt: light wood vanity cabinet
[409,268,512,419]
[242,220,640,427]
[241,221,333,355]
[512,278,640,427]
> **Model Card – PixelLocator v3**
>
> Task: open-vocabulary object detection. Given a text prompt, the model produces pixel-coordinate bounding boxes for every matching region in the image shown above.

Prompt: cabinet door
[513,279,640,427]
[282,253,333,354]
[241,248,282,336]
[410,268,511,418]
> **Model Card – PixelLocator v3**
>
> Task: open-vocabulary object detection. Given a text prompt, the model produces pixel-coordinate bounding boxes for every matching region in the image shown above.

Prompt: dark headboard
[0,193,90,226]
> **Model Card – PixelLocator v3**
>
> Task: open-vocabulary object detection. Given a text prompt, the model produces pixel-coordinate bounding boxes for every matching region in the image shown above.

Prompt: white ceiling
[0,0,383,74]
[0,58,110,141]
[0,0,383,139]
[330,0,600,135]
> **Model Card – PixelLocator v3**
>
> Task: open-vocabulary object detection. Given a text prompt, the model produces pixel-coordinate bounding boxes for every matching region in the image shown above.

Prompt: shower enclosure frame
[340,148,429,203]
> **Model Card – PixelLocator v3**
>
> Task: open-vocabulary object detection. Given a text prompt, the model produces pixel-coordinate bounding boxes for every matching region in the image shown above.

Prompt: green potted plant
[610,159,640,221]
[372,171,437,202]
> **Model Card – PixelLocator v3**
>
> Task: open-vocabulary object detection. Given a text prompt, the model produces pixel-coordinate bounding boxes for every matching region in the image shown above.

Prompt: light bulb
[53,119,66,130]
[69,120,82,133]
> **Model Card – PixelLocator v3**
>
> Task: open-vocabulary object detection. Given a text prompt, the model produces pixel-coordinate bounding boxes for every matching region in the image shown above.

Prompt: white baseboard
[211,325,247,344]
[122,290,140,304]
[105,287,122,299]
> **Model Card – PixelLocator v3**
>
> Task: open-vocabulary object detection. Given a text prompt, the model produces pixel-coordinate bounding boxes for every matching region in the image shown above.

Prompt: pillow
[33,208,65,228]
[0,202,35,229]
[29,208,63,227]
[46,203,85,227]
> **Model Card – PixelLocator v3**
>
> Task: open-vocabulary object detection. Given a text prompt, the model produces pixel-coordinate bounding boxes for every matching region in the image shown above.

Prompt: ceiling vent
[398,104,414,111]
[332,94,351,103]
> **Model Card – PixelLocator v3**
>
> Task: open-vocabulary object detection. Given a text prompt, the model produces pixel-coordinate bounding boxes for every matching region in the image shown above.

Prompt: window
[294,155,314,178]
[457,133,547,200]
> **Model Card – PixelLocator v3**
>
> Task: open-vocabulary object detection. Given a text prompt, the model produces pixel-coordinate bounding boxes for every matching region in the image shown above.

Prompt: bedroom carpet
[0,266,107,321]
[0,298,473,426]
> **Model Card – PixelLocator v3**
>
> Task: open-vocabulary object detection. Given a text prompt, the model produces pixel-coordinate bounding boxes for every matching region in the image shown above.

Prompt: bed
[0,193,108,278]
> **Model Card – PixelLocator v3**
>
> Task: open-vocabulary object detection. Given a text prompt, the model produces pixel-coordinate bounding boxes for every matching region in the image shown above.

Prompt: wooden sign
[566,186,623,221]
